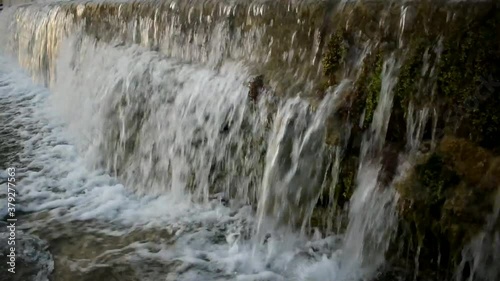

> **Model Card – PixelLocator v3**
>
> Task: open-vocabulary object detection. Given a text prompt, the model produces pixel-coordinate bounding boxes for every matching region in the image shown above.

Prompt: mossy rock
[439,136,494,188]
[333,156,358,209]
[395,136,499,274]
[436,6,500,151]
[322,31,347,84]
[362,52,384,126]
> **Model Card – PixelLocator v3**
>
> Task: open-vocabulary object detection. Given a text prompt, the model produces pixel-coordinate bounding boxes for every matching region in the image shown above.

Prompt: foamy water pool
[0,52,369,281]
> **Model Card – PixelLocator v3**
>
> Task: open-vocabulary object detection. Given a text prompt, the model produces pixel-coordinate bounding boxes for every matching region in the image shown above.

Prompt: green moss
[396,136,499,274]
[363,53,383,125]
[436,8,500,150]
[334,50,385,131]
[439,136,492,186]
[313,3,500,278]
[394,40,427,110]
[415,153,460,204]
[334,156,357,209]
[322,32,346,83]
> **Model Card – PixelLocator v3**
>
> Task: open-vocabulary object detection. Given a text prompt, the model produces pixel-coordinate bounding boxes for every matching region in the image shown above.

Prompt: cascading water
[339,55,400,278]
[1,1,499,281]
[52,35,269,203]
[256,81,348,238]
[456,190,500,281]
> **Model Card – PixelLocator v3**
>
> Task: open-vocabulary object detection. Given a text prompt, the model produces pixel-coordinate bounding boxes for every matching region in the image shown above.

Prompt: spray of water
[456,189,500,281]
[3,1,491,281]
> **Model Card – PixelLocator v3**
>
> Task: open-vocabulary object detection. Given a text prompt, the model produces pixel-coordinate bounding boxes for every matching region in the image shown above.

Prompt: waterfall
[1,1,499,281]
[50,35,269,204]
[339,54,400,277]
[456,190,500,281]
[256,80,350,238]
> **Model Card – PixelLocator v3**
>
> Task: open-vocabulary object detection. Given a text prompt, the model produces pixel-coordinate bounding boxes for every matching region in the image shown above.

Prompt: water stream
[0,1,499,281]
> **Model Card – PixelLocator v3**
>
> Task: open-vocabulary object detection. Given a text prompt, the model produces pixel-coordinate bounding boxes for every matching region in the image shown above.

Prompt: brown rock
[248,75,264,102]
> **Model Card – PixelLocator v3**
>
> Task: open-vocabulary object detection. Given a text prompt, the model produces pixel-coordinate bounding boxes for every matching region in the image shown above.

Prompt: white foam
[0,33,381,281]
[0,51,332,281]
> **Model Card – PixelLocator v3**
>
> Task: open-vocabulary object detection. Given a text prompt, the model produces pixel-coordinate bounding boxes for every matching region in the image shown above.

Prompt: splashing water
[456,189,500,281]
[256,81,351,239]
[0,45,337,281]
[3,1,497,281]
[0,29,378,280]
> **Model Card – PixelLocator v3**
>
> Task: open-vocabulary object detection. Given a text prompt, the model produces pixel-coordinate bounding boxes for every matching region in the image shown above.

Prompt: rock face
[248,75,264,102]
[394,137,500,277]
[0,227,54,281]
[315,1,500,279]
[2,0,500,280]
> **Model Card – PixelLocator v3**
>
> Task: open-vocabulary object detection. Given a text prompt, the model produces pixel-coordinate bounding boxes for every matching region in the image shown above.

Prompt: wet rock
[379,144,402,187]
[394,136,500,278]
[439,136,497,190]
[77,265,138,281]
[263,233,271,244]
[0,228,54,281]
[248,75,264,102]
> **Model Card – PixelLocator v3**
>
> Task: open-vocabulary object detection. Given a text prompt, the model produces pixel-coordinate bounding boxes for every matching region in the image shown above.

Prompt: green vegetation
[316,1,500,278]
[395,136,499,269]
[436,8,500,151]
[322,32,346,84]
